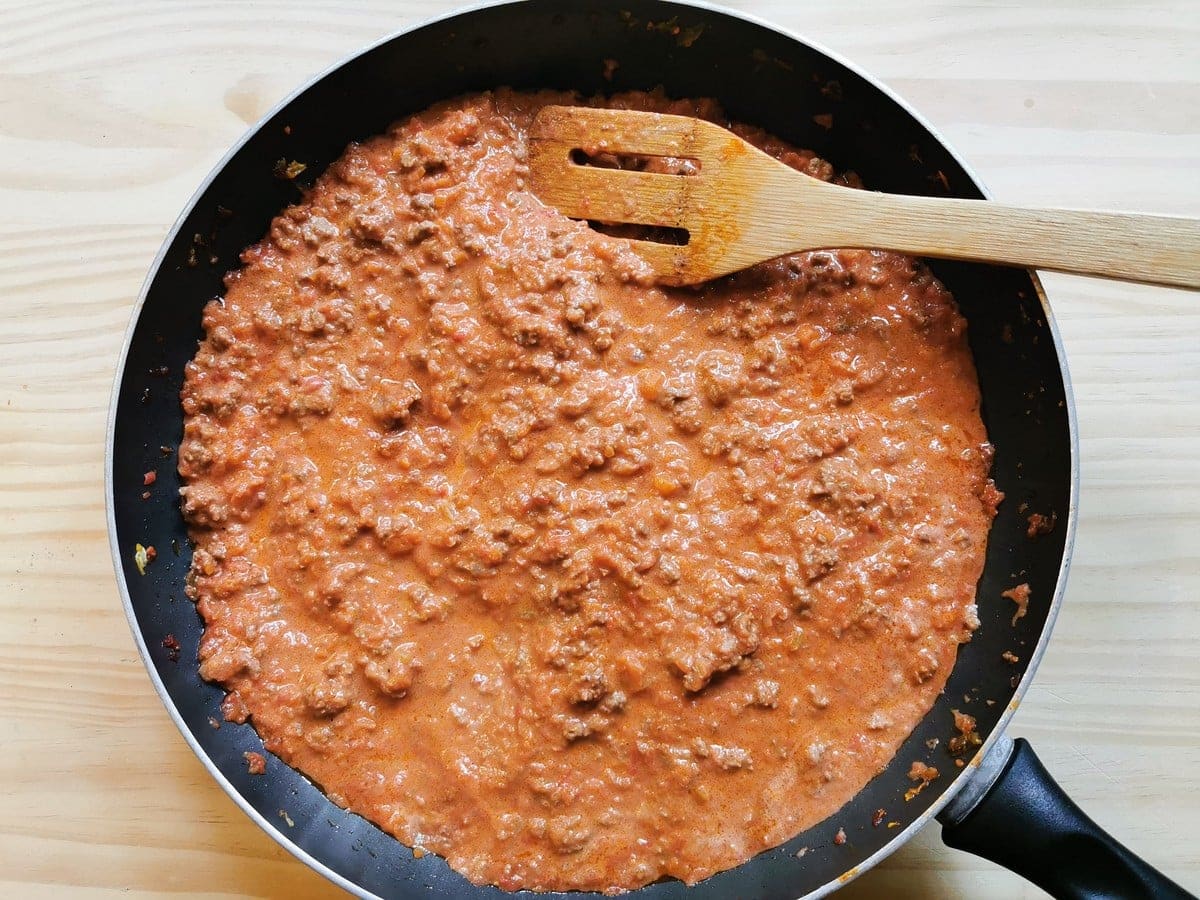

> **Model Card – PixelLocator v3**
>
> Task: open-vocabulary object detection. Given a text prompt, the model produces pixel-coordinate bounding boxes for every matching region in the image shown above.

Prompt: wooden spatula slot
[568,148,702,176]
[589,222,690,247]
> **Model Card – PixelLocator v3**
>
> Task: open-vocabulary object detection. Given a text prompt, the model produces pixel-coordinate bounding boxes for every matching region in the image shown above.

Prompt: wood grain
[1,1,1197,898]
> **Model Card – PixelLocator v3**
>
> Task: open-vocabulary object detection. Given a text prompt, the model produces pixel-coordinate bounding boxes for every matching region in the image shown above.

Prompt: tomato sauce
[180,89,997,893]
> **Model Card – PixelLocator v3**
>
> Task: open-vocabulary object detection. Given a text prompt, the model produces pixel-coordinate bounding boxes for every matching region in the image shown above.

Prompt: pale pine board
[1,1,1197,898]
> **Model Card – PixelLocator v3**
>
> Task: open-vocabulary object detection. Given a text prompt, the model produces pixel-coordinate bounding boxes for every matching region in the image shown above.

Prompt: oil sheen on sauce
[179,89,998,893]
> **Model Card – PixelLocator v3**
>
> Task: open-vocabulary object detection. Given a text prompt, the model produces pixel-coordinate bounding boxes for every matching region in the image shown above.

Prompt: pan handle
[937,737,1194,899]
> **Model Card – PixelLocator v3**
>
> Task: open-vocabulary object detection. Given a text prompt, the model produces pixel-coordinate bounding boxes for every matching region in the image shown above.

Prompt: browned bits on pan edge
[1026,511,1057,539]
[273,158,307,180]
[244,751,266,775]
[134,543,155,575]
[905,761,939,801]
[949,709,982,756]
[833,827,847,846]
[1002,582,1031,626]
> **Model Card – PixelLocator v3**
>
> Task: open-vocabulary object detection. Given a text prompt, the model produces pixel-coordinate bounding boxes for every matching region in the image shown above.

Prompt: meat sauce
[179,89,998,893]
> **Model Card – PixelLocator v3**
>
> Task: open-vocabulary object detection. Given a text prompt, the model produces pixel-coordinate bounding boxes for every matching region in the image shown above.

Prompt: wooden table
[2,1,1197,897]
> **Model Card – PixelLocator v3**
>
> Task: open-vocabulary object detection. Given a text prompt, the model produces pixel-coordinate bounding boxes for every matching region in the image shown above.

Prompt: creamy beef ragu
[180,89,998,893]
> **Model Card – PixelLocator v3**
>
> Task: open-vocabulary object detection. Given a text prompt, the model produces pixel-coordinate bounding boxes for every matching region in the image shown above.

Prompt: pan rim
[104,1,1081,897]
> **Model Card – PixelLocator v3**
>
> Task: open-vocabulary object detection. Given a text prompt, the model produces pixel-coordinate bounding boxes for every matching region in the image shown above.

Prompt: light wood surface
[1,1,1197,897]
[529,104,1200,287]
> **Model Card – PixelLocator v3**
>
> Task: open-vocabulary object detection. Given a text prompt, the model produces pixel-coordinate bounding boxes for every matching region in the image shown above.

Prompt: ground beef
[180,88,996,893]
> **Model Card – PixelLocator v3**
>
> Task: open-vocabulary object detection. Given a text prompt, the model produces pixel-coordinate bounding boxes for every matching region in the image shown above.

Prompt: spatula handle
[825,191,1200,289]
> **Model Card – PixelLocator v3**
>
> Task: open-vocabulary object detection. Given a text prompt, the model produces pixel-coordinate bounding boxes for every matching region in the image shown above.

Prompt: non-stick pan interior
[110,2,1073,897]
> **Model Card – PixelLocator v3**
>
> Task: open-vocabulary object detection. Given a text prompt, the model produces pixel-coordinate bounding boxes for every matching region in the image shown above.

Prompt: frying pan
[105,1,1193,897]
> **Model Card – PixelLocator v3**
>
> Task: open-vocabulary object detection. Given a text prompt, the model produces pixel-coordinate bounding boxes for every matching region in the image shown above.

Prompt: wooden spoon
[528,105,1200,289]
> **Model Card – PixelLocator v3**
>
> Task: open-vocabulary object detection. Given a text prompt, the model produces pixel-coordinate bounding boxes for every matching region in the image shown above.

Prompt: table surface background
[2,1,1198,897]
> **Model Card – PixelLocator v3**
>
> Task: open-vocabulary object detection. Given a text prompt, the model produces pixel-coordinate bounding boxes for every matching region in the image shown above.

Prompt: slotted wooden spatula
[528,105,1200,289]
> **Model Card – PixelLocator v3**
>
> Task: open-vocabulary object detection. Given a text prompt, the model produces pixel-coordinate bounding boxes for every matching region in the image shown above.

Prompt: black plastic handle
[939,738,1194,899]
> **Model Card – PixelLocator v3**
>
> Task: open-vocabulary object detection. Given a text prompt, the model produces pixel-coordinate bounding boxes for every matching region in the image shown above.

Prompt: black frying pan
[105,2,1193,897]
